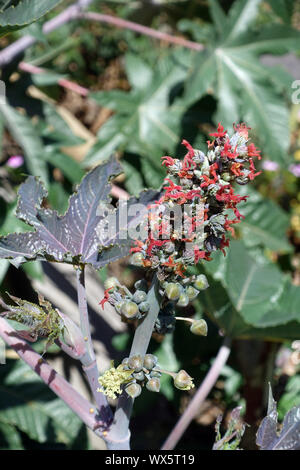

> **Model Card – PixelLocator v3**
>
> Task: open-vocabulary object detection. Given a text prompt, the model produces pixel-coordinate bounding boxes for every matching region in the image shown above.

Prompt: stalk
[76,266,113,425]
[106,274,161,450]
[0,316,105,434]
[161,337,232,450]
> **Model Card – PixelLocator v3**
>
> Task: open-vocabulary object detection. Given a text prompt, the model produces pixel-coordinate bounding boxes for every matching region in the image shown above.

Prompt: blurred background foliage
[0,0,300,450]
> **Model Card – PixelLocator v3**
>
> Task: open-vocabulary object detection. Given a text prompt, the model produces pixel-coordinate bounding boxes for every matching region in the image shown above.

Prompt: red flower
[209,123,227,138]
[99,288,114,310]
[247,143,261,160]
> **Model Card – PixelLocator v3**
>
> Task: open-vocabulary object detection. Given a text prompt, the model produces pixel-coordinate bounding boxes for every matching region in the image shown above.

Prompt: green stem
[76,266,113,425]
[106,274,161,449]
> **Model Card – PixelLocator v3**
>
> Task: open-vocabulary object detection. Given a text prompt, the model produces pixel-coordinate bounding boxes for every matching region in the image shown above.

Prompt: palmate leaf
[84,53,189,165]
[0,359,85,446]
[202,241,300,339]
[0,157,155,269]
[257,386,300,450]
[0,0,62,37]
[185,0,300,166]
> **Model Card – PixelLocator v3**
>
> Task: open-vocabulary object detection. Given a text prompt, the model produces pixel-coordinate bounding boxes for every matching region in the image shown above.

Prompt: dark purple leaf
[0,157,160,269]
[256,385,300,450]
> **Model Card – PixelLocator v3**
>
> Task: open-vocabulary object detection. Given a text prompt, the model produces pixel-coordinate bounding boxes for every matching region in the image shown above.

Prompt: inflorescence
[130,122,261,282]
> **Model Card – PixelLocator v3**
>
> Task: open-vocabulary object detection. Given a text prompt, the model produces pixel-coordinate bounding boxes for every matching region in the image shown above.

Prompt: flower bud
[121,357,130,368]
[146,377,161,393]
[130,252,144,266]
[150,370,162,378]
[190,319,208,336]
[164,242,175,254]
[104,277,119,291]
[138,301,150,313]
[177,293,189,307]
[121,301,139,319]
[133,371,145,381]
[132,290,147,304]
[174,370,195,391]
[165,283,182,300]
[143,354,158,371]
[194,274,209,291]
[125,382,142,398]
[115,301,125,314]
[185,286,199,301]
[128,355,143,372]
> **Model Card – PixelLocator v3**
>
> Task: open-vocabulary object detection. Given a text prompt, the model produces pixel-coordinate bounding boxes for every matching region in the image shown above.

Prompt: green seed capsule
[174,370,194,391]
[185,286,199,301]
[115,301,125,314]
[177,293,189,307]
[104,277,119,290]
[132,290,147,304]
[130,252,144,266]
[121,301,139,319]
[150,370,162,378]
[222,172,232,182]
[190,319,208,336]
[165,283,182,300]
[138,301,150,313]
[128,355,144,372]
[125,382,142,398]
[146,377,160,393]
[143,354,158,371]
[194,274,209,291]
[133,371,145,381]
[121,357,130,368]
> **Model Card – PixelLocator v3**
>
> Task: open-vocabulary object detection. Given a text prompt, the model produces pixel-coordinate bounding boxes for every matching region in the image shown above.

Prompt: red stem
[0,316,108,433]
[161,338,231,450]
[19,61,89,97]
[79,12,204,52]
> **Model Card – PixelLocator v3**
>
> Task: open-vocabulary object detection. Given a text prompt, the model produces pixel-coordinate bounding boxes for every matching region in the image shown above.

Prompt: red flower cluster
[130,123,262,282]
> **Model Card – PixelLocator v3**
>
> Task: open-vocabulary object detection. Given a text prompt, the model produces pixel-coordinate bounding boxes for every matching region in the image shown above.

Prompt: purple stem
[161,337,232,450]
[79,12,204,51]
[0,316,107,434]
[0,0,94,67]
[0,0,204,68]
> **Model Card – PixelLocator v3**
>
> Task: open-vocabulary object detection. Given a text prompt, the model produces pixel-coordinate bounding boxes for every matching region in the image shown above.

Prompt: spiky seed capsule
[133,371,145,381]
[143,354,158,371]
[128,355,144,372]
[125,383,142,398]
[177,293,189,307]
[174,370,195,391]
[165,283,182,300]
[190,319,208,336]
[121,301,139,319]
[130,252,144,266]
[194,274,209,291]
[138,301,150,313]
[104,277,119,291]
[185,286,199,301]
[132,290,147,304]
[146,377,161,393]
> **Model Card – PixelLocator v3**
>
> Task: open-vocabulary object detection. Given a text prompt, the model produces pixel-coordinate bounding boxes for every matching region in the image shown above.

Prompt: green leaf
[208,0,227,35]
[223,0,263,43]
[0,360,84,446]
[85,54,189,165]
[0,103,49,186]
[0,0,63,37]
[237,186,292,253]
[184,0,300,166]
[0,421,24,450]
